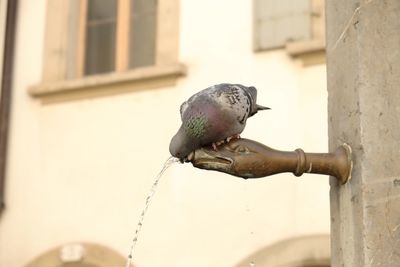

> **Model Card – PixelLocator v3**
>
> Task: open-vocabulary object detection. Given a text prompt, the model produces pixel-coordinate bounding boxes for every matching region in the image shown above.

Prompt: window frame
[253,0,313,51]
[30,0,185,97]
[253,0,326,65]
[285,0,326,57]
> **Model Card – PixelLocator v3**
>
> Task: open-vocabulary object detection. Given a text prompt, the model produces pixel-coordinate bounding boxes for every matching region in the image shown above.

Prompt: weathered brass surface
[190,138,352,184]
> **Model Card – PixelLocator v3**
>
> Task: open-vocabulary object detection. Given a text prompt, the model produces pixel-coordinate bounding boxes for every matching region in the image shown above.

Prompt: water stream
[125,156,180,267]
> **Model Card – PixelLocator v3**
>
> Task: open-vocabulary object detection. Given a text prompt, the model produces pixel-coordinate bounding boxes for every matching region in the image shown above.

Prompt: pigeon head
[245,86,270,116]
[169,127,191,159]
[169,115,208,159]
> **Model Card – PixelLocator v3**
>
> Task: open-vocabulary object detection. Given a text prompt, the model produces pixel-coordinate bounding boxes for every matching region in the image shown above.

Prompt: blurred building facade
[0,0,331,266]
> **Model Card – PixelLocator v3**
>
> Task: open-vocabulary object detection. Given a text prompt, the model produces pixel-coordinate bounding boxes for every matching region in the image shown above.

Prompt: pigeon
[169,83,270,160]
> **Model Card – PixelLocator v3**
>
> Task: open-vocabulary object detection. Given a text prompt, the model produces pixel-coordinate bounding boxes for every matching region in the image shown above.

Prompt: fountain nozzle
[190,138,352,184]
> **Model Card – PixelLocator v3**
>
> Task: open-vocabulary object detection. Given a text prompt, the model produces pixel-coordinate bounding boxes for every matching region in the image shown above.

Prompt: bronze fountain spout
[189,138,353,184]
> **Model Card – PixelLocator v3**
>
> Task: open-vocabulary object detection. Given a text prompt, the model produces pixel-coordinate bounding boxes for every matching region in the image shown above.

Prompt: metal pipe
[190,138,352,184]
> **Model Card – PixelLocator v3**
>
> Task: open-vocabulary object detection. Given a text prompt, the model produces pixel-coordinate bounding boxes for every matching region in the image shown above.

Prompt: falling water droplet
[125,156,180,267]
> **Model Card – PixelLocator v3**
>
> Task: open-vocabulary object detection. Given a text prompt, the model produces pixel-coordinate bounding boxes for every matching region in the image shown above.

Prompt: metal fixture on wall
[190,138,352,184]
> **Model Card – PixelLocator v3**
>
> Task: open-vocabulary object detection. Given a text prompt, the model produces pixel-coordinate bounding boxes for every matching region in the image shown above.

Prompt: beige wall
[0,0,329,267]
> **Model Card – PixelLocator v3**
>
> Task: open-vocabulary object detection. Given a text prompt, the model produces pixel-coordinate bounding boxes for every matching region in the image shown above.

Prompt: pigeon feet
[212,134,241,151]
[226,134,241,143]
[212,140,226,150]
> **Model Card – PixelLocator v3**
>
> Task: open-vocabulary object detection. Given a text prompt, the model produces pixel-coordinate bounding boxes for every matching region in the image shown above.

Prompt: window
[31,0,184,96]
[253,0,312,50]
[79,0,158,76]
[253,0,325,63]
[82,0,118,76]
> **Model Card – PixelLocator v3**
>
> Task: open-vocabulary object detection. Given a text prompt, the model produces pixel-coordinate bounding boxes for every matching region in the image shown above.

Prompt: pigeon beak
[256,104,270,110]
[187,151,195,161]
[181,151,195,163]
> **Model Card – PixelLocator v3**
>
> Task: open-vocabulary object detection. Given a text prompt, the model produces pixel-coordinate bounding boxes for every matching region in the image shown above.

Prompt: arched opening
[25,242,129,267]
[234,234,330,267]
